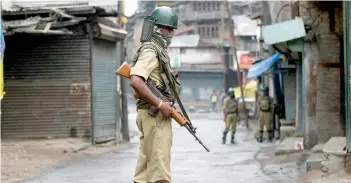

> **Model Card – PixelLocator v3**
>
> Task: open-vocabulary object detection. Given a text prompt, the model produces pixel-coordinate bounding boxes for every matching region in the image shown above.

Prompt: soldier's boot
[231,133,236,144]
[268,131,273,142]
[257,131,263,143]
[222,131,227,144]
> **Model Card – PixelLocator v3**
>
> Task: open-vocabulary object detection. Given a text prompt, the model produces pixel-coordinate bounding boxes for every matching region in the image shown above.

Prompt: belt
[227,110,237,114]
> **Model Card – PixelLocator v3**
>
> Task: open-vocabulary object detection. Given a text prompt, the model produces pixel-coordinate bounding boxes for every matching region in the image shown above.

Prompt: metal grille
[2,34,91,138]
[91,39,118,143]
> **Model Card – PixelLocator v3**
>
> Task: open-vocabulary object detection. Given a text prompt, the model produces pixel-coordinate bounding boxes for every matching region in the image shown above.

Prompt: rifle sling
[163,63,191,124]
[153,47,192,126]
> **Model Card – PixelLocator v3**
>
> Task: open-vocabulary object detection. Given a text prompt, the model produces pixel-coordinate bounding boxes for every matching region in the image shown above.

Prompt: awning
[233,80,257,100]
[247,53,281,79]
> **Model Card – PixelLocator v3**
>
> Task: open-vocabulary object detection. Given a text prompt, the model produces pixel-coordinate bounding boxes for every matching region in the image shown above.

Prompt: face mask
[154,27,174,47]
[162,34,173,47]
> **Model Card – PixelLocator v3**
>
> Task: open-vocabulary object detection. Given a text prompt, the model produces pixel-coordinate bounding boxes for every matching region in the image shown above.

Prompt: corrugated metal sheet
[91,39,118,143]
[3,0,117,12]
[262,17,306,45]
[2,35,91,138]
[11,0,117,8]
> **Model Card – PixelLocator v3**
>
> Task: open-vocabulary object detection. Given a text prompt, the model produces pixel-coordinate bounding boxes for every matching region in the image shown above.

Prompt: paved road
[23,111,304,183]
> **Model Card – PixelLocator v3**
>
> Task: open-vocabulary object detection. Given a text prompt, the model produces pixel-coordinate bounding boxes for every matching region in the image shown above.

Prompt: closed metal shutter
[283,70,297,121]
[179,72,224,100]
[91,39,118,143]
[2,34,91,138]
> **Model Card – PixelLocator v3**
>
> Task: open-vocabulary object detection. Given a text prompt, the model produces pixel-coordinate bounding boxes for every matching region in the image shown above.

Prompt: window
[193,2,222,12]
[198,25,219,38]
[216,2,220,11]
[211,27,215,37]
[214,25,219,37]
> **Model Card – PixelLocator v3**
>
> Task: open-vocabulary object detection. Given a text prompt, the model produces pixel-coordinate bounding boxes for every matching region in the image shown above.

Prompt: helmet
[150,6,178,29]
[140,6,178,42]
[262,86,269,91]
[227,88,235,97]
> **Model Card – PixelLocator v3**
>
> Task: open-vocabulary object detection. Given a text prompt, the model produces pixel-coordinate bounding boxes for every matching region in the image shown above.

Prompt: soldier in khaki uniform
[129,6,181,183]
[222,88,239,144]
[257,86,274,143]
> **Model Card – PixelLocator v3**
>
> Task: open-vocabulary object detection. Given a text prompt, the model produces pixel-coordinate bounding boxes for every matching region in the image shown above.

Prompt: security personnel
[257,86,274,143]
[129,6,181,183]
[222,88,239,144]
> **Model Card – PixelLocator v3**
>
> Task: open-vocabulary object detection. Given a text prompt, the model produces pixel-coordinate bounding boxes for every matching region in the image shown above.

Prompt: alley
[22,111,304,183]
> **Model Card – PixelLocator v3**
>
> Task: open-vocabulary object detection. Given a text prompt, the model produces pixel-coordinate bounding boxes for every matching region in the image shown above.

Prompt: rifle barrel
[185,125,210,152]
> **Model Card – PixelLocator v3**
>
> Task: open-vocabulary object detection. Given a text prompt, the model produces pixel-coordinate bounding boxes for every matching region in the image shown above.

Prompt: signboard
[237,52,256,69]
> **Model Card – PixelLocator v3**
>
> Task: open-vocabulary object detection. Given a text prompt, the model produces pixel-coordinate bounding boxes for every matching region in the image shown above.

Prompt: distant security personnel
[222,88,239,144]
[257,86,274,143]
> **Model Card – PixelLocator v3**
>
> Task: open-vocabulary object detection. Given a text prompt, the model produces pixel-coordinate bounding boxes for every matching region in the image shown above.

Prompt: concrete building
[125,1,261,110]
[248,0,351,174]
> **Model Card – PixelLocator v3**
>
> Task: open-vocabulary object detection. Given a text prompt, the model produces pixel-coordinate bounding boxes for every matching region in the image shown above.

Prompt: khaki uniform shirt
[130,48,163,86]
[223,96,230,112]
[257,95,274,111]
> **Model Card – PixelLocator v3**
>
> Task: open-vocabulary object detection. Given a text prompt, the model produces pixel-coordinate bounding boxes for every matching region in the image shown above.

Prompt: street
[22,110,305,183]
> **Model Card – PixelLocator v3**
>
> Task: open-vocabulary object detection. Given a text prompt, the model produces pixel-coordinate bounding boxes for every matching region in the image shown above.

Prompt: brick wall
[300,2,343,144]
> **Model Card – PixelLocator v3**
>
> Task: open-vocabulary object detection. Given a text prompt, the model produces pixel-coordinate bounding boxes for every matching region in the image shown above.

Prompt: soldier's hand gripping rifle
[116,62,210,152]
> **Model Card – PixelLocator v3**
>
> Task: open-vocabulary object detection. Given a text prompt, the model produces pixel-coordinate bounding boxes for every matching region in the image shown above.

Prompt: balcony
[182,11,229,22]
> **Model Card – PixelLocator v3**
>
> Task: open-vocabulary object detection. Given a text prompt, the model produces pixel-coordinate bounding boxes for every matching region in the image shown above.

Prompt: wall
[171,47,223,65]
[303,42,318,148]
[265,1,343,148]
[300,2,343,144]
[296,61,304,135]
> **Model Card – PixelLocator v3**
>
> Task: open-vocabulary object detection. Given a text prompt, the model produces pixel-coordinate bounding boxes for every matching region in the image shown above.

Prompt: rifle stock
[115,62,141,99]
[115,62,131,78]
[115,62,210,152]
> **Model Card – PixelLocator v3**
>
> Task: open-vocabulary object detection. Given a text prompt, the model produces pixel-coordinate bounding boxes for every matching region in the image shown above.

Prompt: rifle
[116,62,210,152]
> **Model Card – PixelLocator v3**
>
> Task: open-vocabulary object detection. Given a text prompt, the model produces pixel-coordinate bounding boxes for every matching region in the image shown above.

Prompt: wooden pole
[224,1,250,129]
[118,0,130,142]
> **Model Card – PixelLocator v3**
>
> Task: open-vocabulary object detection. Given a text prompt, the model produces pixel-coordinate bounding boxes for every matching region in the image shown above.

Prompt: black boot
[268,131,273,142]
[222,132,227,144]
[257,131,263,143]
[231,133,236,144]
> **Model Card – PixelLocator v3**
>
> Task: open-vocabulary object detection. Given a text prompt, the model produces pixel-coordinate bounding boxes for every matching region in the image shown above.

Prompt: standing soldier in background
[129,6,181,183]
[257,86,274,143]
[222,88,239,144]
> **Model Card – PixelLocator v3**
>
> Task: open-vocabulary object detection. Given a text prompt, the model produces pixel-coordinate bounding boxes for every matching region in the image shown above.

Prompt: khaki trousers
[224,113,237,133]
[133,109,173,183]
[259,111,272,132]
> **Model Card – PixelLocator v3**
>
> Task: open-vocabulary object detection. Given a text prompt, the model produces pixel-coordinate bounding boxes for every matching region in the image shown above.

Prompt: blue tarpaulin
[247,53,281,79]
